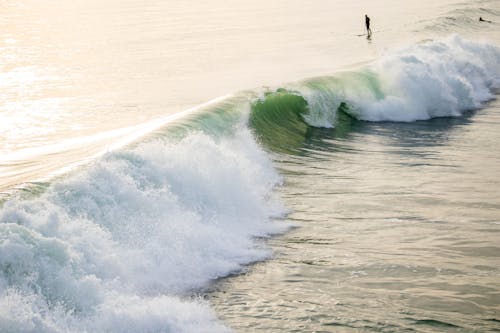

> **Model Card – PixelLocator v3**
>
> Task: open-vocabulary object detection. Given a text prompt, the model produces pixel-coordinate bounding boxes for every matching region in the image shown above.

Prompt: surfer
[479,17,492,23]
[365,14,372,36]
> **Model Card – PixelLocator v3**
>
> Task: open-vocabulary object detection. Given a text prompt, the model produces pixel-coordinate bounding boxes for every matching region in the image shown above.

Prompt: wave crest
[250,35,500,136]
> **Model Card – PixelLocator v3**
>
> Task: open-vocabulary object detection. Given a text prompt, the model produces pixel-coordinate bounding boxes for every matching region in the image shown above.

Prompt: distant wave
[248,35,500,149]
[419,0,500,33]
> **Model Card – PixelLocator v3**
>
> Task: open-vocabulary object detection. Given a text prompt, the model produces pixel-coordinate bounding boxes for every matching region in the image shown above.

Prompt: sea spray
[356,35,500,122]
[0,127,287,332]
[252,35,500,132]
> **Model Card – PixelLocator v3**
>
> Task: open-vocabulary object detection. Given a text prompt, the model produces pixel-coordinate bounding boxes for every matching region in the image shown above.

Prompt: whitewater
[1,0,500,332]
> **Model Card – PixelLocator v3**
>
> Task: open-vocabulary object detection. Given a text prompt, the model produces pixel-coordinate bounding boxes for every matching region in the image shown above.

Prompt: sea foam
[0,127,287,333]
[301,35,500,127]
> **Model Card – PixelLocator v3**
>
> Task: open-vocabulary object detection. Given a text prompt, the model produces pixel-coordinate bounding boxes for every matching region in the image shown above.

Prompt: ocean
[0,0,499,332]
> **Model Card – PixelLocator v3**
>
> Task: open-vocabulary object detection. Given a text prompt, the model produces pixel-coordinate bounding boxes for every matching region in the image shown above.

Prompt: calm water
[210,99,500,332]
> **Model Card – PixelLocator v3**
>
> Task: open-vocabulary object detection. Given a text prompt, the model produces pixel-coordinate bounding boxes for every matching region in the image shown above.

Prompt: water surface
[210,100,500,332]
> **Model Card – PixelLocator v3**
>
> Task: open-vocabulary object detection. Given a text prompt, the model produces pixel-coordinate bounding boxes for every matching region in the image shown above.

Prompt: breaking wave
[1,34,499,332]
[249,35,500,147]
[0,124,288,332]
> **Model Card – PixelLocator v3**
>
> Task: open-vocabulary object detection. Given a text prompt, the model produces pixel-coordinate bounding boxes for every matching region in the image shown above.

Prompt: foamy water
[1,0,500,332]
[296,36,500,127]
[0,128,287,332]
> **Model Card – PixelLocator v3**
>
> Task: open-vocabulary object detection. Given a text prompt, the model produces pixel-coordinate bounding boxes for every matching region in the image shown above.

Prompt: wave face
[0,124,287,332]
[249,36,500,140]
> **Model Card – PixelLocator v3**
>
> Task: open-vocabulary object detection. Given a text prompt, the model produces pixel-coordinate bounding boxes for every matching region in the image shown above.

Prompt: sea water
[208,35,500,332]
[0,0,499,332]
[0,0,471,192]
[210,97,500,333]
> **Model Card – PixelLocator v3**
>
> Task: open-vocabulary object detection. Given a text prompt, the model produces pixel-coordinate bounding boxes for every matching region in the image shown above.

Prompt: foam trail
[0,126,287,332]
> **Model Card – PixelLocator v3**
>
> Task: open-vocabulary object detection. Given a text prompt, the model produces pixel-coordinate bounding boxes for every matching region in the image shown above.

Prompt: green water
[209,99,500,332]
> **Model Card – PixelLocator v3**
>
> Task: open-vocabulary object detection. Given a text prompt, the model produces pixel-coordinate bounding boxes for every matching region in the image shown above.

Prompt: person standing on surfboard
[365,14,372,36]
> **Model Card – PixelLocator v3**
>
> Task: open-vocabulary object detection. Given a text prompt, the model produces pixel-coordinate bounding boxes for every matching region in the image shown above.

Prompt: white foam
[302,35,500,127]
[0,127,287,332]
[361,36,500,121]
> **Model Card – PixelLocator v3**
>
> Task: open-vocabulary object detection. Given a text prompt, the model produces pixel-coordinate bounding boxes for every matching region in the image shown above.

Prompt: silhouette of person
[365,15,372,35]
[479,16,492,23]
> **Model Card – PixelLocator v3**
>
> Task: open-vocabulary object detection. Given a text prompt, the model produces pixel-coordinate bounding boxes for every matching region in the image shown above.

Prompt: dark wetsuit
[365,15,371,34]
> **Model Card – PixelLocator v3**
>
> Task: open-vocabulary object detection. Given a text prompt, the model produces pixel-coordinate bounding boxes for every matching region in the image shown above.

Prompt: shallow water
[209,99,500,332]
